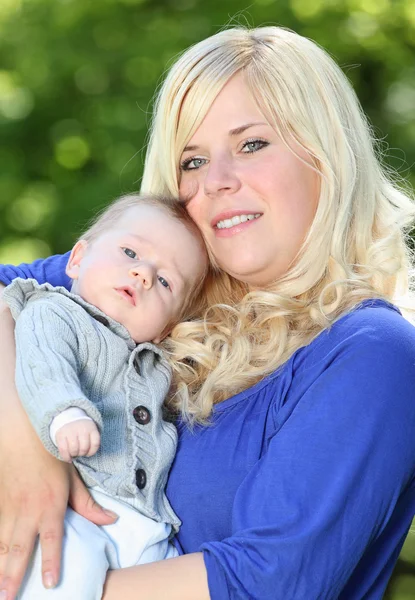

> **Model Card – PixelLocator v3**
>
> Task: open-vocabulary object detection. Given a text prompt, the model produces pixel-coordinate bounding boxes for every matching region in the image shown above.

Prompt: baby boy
[3,193,208,600]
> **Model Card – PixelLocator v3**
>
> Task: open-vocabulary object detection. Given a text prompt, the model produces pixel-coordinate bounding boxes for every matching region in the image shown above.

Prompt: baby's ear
[66,240,88,280]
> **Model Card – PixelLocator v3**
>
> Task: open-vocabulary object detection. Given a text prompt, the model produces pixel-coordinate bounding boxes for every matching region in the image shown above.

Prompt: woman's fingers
[38,507,65,590]
[0,517,15,586]
[0,503,67,600]
[0,508,66,600]
[0,428,71,599]
[0,504,57,600]
[0,517,38,600]
[0,438,114,599]
[68,467,118,525]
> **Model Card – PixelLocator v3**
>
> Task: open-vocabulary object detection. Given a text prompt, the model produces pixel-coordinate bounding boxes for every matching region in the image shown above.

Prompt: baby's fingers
[86,430,100,457]
[77,432,91,457]
[66,435,80,459]
[56,437,72,463]
[77,429,100,458]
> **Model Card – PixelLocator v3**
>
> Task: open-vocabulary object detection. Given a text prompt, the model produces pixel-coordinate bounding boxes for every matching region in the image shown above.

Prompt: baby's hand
[55,419,101,463]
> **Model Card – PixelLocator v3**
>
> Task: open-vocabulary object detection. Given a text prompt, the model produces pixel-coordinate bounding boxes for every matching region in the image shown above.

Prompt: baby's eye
[241,139,268,153]
[122,247,137,259]
[180,156,207,171]
[158,276,170,289]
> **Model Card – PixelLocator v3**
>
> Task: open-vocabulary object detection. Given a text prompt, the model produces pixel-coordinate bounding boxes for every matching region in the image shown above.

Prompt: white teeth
[216,213,261,229]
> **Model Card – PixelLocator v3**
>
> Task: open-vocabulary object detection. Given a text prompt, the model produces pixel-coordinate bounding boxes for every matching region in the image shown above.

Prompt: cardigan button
[136,469,147,489]
[133,406,151,425]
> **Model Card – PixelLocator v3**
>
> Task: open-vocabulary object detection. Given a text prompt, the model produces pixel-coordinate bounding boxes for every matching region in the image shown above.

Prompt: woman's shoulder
[293,298,415,387]
[308,298,414,356]
[212,299,415,415]
[271,298,415,437]
[332,297,408,330]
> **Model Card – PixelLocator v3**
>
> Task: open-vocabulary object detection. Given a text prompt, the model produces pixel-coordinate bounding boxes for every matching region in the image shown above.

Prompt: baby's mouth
[116,287,136,306]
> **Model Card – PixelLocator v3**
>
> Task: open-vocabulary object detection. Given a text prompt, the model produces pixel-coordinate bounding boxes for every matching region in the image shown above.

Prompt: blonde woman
[1,26,415,600]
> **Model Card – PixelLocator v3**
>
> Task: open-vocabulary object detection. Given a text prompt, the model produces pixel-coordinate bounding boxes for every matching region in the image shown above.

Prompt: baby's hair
[78,193,209,324]
[80,193,200,245]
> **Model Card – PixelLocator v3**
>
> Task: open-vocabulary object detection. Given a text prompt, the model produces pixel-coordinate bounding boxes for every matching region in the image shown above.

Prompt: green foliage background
[1,0,414,594]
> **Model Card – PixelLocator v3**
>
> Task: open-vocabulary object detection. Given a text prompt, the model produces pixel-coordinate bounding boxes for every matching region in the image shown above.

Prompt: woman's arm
[0,253,71,289]
[103,553,210,600]
[198,305,415,599]
[0,285,117,600]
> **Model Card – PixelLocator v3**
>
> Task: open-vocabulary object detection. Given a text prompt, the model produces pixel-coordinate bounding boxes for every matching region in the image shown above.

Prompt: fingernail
[44,571,55,589]
[0,590,8,600]
[103,509,119,520]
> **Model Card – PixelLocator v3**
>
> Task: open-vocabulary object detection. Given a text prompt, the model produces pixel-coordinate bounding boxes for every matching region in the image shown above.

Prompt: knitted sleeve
[13,299,103,459]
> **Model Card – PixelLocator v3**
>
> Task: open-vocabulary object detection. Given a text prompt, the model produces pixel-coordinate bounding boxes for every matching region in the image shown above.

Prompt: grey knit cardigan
[3,278,180,532]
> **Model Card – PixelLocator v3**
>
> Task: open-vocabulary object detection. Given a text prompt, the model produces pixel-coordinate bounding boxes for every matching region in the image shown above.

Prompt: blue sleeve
[201,307,415,599]
[0,253,72,290]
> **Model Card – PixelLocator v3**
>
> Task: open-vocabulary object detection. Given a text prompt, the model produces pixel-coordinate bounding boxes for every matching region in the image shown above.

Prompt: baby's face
[67,204,207,343]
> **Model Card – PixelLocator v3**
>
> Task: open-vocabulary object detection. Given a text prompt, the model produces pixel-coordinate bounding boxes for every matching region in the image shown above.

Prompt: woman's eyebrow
[182,122,268,152]
[229,122,268,136]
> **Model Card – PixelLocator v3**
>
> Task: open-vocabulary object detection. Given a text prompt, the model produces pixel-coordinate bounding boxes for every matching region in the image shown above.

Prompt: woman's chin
[219,261,282,289]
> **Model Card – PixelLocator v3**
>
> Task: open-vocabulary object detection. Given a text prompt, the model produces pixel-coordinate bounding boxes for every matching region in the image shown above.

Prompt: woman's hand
[0,425,71,598]
[0,288,117,600]
[0,439,118,600]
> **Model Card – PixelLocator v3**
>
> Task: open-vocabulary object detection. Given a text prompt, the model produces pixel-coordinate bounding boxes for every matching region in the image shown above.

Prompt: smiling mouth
[215,213,261,230]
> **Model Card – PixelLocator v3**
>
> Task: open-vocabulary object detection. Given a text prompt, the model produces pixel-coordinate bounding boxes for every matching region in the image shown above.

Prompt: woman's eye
[180,156,207,171]
[241,139,268,153]
[122,247,137,259]
[158,276,170,289]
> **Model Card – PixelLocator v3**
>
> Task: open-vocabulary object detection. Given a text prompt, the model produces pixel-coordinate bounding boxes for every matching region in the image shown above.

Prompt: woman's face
[179,72,320,288]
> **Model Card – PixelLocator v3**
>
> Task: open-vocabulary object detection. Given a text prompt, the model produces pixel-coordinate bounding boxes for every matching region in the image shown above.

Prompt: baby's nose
[129,264,154,289]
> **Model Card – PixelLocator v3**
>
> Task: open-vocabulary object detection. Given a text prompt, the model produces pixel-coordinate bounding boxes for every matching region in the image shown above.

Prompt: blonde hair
[141,26,415,422]
[79,193,209,323]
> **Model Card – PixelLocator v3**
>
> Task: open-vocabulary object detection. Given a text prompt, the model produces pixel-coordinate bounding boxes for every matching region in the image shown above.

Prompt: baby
[3,193,208,600]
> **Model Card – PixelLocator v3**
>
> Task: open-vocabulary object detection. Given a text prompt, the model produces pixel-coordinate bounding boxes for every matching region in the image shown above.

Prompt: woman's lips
[211,209,262,228]
[212,213,263,237]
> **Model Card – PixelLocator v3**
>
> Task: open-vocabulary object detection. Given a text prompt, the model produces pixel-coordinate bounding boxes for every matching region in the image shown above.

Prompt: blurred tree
[1,0,414,260]
[0,1,414,595]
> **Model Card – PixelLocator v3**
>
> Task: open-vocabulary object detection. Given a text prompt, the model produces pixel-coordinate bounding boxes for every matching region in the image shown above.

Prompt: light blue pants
[17,488,178,600]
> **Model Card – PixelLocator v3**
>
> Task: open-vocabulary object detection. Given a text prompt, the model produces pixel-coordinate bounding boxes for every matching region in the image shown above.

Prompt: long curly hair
[141,26,415,423]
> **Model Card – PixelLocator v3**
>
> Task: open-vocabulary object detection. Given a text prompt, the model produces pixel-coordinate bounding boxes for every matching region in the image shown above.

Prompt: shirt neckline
[211,298,400,413]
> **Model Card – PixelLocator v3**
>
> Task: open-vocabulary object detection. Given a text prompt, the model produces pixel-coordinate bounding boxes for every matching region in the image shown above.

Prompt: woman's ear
[66,240,88,280]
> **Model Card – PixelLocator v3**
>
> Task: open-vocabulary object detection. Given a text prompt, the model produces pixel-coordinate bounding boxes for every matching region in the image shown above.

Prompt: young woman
[1,26,415,600]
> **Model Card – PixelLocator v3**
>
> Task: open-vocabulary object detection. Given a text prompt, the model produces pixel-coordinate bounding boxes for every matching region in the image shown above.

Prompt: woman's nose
[129,263,155,289]
[203,157,241,198]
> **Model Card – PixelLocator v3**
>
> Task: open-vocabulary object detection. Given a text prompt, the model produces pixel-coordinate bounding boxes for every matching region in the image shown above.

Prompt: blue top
[2,255,415,600]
